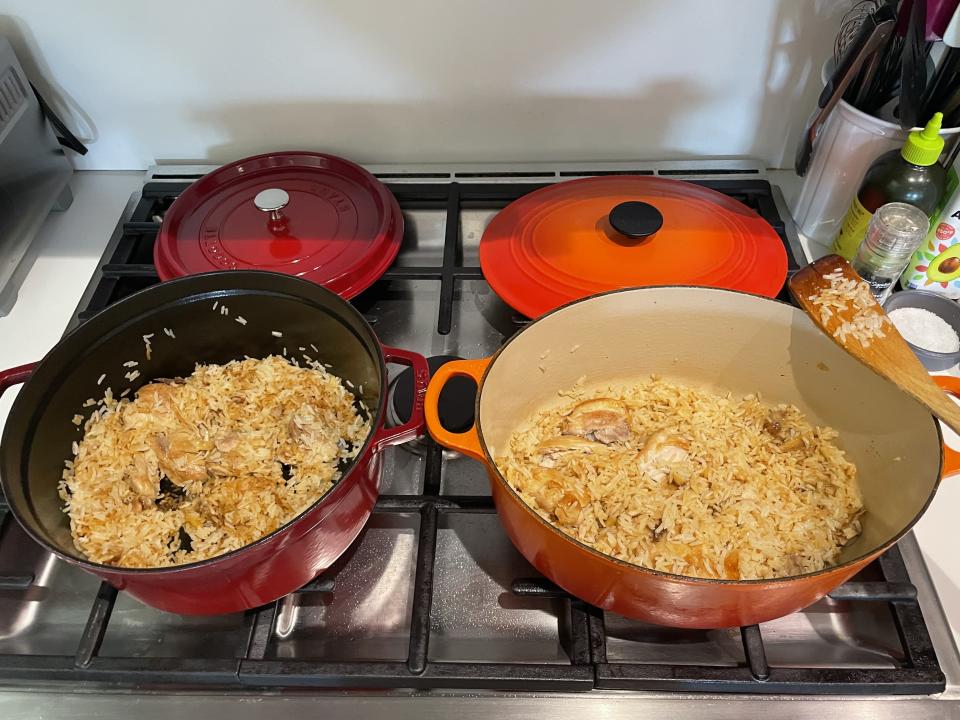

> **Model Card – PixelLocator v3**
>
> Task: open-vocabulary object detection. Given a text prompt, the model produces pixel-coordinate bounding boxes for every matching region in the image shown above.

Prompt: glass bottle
[851,202,929,303]
[833,113,946,260]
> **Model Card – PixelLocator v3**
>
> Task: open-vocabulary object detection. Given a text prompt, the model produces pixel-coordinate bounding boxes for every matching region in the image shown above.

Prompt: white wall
[0,0,845,170]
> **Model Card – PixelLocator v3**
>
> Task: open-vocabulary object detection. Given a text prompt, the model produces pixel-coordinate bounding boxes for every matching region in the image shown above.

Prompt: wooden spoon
[788,254,960,436]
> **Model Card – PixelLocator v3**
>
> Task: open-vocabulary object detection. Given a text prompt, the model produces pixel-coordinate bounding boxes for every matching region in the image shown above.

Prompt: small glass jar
[851,202,929,304]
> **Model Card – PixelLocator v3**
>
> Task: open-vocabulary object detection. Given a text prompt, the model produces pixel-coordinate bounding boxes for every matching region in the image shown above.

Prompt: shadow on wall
[159,79,710,165]
[752,0,845,167]
[159,0,844,167]
[2,0,847,168]
[0,14,98,145]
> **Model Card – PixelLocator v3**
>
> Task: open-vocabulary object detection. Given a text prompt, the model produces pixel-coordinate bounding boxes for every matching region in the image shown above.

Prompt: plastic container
[833,114,947,260]
[790,62,960,245]
[852,202,929,303]
[902,183,960,297]
[883,290,960,371]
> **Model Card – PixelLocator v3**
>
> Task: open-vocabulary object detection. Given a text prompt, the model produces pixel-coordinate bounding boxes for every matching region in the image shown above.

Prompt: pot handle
[372,346,430,451]
[425,358,490,462]
[0,363,37,398]
[933,375,960,479]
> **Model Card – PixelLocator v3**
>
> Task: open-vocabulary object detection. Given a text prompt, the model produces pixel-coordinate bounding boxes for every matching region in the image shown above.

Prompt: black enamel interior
[0,271,384,565]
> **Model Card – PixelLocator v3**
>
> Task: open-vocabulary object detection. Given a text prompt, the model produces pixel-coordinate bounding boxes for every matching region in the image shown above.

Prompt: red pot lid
[155,152,402,298]
[479,176,788,318]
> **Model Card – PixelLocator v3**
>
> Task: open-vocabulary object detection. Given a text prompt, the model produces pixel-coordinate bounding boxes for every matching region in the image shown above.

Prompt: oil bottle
[833,113,946,260]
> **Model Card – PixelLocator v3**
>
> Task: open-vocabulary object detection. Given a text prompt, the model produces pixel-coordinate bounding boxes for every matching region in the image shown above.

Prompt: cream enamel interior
[478,287,942,567]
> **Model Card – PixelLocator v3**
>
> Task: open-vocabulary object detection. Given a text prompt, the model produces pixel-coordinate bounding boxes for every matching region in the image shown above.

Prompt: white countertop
[1,168,959,658]
[0,171,143,428]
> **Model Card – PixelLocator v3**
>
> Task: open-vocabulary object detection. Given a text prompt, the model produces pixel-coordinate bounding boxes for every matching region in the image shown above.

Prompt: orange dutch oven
[425,286,960,628]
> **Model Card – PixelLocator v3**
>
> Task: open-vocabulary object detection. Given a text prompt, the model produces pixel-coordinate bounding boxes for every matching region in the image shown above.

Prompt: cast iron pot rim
[1,270,390,576]
[474,284,945,587]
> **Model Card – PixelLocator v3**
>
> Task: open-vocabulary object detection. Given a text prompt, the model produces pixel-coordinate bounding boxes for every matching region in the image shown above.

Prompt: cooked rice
[60,355,371,568]
[497,376,863,581]
[125,370,141,382]
[236,316,247,326]
[97,374,106,386]
[808,269,888,347]
[272,331,283,338]
[163,328,176,338]
[123,361,139,368]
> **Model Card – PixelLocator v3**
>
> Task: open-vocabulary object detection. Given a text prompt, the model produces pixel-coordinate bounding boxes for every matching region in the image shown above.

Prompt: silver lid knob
[254,188,289,214]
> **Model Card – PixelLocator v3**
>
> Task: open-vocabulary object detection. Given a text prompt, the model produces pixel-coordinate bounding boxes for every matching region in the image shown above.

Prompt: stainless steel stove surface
[2,160,959,719]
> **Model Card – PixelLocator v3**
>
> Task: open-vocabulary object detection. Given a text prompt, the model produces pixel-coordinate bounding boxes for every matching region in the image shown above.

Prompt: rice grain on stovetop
[497,376,863,580]
[60,355,371,568]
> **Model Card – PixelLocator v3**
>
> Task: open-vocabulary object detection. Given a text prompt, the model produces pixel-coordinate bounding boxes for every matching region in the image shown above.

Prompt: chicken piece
[764,409,808,452]
[763,409,785,438]
[206,431,244,478]
[149,430,207,485]
[123,452,158,498]
[288,403,325,444]
[286,403,340,464]
[519,466,566,513]
[214,431,241,453]
[636,430,689,482]
[640,430,689,464]
[534,436,607,468]
[561,398,630,444]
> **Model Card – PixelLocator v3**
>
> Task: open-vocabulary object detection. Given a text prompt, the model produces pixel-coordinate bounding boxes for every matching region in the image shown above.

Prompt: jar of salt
[888,307,960,353]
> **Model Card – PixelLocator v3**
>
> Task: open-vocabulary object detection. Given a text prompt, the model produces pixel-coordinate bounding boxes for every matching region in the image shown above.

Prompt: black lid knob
[609,201,663,240]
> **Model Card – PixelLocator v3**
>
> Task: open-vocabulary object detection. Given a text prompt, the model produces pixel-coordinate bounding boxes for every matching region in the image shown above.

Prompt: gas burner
[387,355,476,456]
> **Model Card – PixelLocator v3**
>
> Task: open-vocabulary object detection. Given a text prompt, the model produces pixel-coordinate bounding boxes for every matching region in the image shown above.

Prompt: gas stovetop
[1,160,959,719]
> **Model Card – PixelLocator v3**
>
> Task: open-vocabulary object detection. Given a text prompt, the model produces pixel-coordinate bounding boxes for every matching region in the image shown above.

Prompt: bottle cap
[901,113,945,166]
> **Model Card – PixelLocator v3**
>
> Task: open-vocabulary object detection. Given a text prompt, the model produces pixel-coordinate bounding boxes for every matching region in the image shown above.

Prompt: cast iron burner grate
[0,174,945,695]
[72,177,796,333]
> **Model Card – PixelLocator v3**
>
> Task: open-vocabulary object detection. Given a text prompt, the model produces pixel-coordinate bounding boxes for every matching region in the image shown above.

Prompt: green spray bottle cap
[901,112,945,166]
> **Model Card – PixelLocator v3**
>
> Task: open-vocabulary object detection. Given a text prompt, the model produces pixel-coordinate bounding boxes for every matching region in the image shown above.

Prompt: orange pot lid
[479,176,788,318]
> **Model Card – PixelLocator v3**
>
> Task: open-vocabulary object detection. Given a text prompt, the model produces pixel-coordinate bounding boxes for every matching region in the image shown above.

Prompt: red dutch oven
[0,271,428,615]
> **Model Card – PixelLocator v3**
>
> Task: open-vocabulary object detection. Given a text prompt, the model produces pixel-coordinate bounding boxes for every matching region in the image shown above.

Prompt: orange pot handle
[425,357,490,462]
[933,375,960,479]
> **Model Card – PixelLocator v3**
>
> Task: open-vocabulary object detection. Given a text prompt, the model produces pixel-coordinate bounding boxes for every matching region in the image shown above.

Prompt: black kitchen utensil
[901,0,930,128]
[925,2,960,121]
[924,47,960,118]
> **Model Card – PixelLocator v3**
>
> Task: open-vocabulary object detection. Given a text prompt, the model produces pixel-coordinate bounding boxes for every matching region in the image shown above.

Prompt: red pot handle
[933,376,960,479]
[372,345,429,451]
[0,363,37,399]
